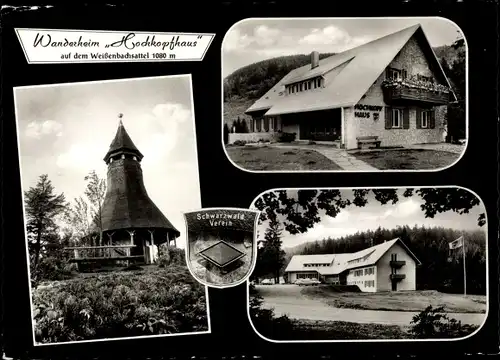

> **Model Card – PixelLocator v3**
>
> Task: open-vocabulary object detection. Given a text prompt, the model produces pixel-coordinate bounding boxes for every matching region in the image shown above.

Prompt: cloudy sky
[223,17,463,77]
[253,189,485,249]
[15,75,199,248]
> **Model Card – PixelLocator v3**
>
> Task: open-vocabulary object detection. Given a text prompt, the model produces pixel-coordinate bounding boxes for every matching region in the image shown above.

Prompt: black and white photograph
[222,18,467,172]
[14,75,210,345]
[184,208,259,288]
[248,187,487,341]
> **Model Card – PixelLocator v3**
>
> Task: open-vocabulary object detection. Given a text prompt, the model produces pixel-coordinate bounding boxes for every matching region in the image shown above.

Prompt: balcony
[390,260,406,268]
[382,79,451,106]
[390,274,406,281]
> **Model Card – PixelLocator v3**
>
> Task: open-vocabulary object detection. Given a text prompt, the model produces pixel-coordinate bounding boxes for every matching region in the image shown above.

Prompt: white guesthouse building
[240,24,456,150]
[284,238,421,292]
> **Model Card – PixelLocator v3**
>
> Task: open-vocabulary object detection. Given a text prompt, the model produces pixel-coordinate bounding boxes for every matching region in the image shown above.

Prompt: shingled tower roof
[100,115,180,239]
[103,114,144,163]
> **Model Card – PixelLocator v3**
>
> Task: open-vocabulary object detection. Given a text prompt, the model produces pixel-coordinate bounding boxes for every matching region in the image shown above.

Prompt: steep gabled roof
[284,253,351,275]
[284,238,421,276]
[104,119,144,163]
[246,23,455,117]
[344,238,421,270]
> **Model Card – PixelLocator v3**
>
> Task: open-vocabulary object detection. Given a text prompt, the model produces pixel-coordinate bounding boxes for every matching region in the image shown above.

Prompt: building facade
[241,24,456,150]
[284,238,420,292]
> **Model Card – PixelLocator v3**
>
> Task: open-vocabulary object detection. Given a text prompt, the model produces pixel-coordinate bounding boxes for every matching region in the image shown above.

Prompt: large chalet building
[244,24,457,150]
[284,238,421,292]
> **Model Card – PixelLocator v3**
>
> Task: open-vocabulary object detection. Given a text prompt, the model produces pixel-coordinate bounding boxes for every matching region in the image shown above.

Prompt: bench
[356,136,381,149]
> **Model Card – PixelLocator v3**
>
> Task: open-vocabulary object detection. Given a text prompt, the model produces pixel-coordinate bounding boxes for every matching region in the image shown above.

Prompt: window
[392,108,402,128]
[364,280,375,287]
[421,110,431,128]
[364,267,374,276]
[389,68,402,80]
[353,269,363,277]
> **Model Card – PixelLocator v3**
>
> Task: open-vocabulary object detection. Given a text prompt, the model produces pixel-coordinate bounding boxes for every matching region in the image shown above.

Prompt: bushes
[249,284,294,339]
[409,305,479,339]
[31,255,77,287]
[157,245,186,268]
[223,123,230,145]
[32,264,208,343]
[277,132,296,143]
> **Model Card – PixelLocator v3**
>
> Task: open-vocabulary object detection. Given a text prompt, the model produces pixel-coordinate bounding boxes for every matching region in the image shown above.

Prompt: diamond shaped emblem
[198,240,246,268]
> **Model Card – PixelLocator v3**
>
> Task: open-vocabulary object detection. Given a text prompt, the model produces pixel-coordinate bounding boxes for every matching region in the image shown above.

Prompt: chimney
[311,51,319,69]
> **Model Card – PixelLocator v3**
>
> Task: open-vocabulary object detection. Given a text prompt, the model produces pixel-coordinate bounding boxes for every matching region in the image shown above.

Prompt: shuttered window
[392,109,402,128]
[417,108,436,129]
[385,107,409,129]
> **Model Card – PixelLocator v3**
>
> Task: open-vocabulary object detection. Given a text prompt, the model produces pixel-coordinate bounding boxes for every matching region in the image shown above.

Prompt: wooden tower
[100,114,179,261]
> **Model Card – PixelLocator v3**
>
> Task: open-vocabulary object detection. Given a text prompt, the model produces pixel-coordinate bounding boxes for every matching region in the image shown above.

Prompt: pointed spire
[103,113,144,163]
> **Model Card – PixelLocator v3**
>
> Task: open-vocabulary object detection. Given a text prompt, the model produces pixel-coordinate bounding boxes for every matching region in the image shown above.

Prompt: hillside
[223,53,334,126]
[223,44,462,127]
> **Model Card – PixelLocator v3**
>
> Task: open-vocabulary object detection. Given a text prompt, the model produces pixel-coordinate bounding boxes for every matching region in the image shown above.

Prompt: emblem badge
[183,207,259,288]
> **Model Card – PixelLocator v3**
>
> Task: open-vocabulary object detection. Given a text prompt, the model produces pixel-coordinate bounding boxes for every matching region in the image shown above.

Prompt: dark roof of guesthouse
[101,119,180,238]
[103,118,144,163]
[246,24,456,117]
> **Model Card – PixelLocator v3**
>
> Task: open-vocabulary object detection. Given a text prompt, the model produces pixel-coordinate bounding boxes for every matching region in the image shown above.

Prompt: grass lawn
[350,149,460,170]
[286,319,411,340]
[301,287,487,313]
[225,145,342,170]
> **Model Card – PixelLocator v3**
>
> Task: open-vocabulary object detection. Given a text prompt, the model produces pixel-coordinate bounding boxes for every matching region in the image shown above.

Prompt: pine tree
[223,123,230,144]
[24,174,67,268]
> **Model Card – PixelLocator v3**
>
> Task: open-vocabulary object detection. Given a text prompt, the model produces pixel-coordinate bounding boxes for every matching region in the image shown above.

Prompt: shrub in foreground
[31,255,77,287]
[409,305,479,339]
[249,284,294,339]
[157,246,186,268]
[277,132,296,143]
[32,265,208,343]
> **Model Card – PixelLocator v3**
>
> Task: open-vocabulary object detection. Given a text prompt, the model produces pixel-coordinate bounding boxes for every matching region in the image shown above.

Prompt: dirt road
[256,285,486,326]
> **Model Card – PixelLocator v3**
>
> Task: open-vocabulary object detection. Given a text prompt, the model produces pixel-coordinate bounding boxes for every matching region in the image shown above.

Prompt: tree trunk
[34,229,42,268]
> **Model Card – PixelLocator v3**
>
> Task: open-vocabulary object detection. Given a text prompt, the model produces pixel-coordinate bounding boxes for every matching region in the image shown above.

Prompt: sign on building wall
[354,104,383,119]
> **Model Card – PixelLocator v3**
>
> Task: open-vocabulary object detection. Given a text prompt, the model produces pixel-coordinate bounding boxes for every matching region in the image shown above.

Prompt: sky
[15,75,199,249]
[222,17,464,77]
[252,189,486,249]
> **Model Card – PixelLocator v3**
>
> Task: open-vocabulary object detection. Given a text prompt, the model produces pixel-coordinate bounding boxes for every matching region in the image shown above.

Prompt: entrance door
[391,281,397,291]
[298,109,341,141]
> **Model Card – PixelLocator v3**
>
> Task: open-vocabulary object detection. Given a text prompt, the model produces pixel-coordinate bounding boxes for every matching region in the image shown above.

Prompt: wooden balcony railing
[390,273,406,281]
[390,260,406,268]
[383,87,450,105]
[64,245,142,262]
